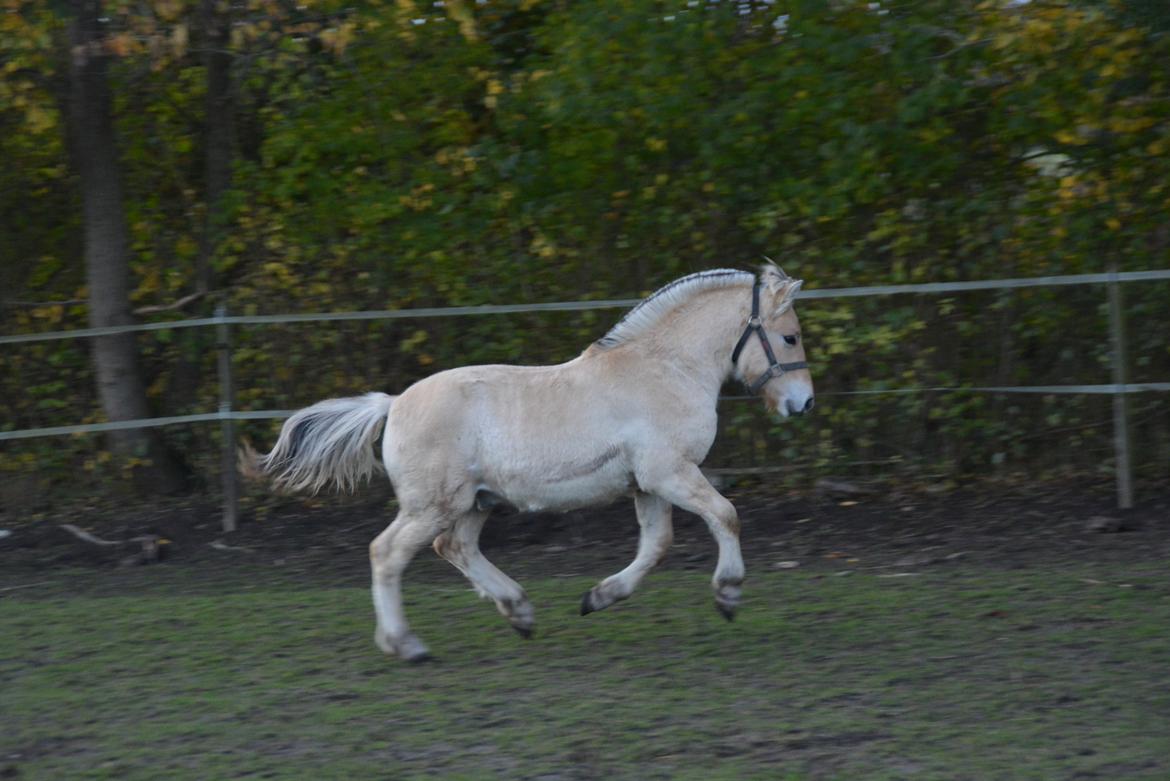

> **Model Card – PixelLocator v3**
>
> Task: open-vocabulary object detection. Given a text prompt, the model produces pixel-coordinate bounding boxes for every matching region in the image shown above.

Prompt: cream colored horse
[248,265,813,661]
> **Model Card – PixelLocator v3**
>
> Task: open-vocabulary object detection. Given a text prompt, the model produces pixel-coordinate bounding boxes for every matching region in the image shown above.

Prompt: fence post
[216,304,239,532]
[1107,267,1134,510]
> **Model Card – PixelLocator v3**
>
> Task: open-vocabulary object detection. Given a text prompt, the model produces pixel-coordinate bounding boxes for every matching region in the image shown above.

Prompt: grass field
[3,560,1168,780]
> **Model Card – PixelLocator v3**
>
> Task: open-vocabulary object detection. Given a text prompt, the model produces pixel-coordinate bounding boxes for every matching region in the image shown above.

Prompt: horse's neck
[637,286,749,396]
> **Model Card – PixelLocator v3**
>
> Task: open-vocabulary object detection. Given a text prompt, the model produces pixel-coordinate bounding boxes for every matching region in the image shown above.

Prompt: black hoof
[512,623,534,640]
[580,590,595,616]
[406,651,434,664]
[715,601,737,622]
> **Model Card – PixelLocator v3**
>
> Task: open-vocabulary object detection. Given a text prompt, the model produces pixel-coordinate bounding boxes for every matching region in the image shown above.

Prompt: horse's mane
[595,268,754,350]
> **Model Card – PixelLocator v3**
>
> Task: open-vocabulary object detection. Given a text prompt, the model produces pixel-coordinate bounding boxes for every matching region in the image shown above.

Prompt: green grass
[2,565,1168,780]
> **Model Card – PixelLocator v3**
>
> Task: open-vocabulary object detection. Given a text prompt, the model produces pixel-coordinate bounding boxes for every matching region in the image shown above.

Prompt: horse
[245,264,814,661]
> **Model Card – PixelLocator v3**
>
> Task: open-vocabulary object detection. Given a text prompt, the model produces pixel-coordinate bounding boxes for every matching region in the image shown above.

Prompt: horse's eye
[783,334,799,346]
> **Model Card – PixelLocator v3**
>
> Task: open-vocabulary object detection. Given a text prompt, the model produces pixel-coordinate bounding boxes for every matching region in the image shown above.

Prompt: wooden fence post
[1107,268,1134,510]
[216,304,239,532]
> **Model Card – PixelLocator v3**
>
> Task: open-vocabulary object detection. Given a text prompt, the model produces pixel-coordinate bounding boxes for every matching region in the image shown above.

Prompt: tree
[64,0,189,492]
[197,0,234,297]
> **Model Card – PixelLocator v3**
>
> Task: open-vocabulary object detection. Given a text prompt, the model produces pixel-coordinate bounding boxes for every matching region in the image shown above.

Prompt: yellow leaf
[154,0,182,22]
[107,33,133,57]
[445,0,478,41]
[992,32,1015,50]
[25,104,55,134]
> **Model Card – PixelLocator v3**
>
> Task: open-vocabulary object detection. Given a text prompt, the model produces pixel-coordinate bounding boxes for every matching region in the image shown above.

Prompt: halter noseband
[731,279,808,394]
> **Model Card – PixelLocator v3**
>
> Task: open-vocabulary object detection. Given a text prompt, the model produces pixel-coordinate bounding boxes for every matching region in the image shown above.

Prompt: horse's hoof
[580,590,596,616]
[714,580,741,622]
[511,622,535,640]
[393,633,432,663]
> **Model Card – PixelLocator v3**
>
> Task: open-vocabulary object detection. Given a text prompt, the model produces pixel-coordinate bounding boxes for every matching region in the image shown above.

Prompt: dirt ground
[2,477,1167,593]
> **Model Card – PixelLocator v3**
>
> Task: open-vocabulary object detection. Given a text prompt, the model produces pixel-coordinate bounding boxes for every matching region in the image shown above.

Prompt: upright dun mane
[595,269,754,349]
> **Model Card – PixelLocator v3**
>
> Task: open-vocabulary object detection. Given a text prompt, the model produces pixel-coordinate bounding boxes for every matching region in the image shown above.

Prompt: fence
[4,268,1170,530]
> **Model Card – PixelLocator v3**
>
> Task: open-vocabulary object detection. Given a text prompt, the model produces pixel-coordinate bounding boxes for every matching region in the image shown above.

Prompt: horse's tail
[241,392,395,494]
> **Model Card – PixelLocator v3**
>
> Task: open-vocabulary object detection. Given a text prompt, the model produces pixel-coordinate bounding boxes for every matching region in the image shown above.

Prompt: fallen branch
[210,539,254,553]
[60,524,121,546]
[57,524,165,566]
[133,290,204,316]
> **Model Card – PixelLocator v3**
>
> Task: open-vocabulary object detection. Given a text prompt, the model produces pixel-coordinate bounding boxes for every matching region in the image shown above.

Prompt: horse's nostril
[804,396,815,412]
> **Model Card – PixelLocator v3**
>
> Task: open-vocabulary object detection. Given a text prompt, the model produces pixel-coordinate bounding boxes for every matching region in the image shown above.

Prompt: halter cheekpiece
[731,279,808,394]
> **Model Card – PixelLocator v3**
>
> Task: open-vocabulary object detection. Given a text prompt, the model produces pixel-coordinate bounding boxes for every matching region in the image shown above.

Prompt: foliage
[2,0,1169,493]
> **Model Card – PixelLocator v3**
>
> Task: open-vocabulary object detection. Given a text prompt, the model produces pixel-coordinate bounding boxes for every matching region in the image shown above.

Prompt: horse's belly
[490,459,634,514]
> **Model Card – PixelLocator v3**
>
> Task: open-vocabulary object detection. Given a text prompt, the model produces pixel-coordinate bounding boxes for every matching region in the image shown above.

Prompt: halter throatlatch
[731,279,808,394]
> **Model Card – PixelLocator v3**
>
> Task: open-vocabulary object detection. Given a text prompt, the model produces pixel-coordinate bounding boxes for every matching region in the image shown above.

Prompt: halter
[731,279,808,394]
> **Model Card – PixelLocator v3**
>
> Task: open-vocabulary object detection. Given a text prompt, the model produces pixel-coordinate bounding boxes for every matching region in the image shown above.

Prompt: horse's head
[733,265,815,418]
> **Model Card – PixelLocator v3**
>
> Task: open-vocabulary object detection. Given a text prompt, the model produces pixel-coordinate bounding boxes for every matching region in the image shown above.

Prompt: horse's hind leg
[433,511,535,638]
[370,511,443,661]
[580,492,673,615]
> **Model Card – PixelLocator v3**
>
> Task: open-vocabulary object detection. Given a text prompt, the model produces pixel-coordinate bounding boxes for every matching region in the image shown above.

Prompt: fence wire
[2,269,1168,445]
[4,269,1170,346]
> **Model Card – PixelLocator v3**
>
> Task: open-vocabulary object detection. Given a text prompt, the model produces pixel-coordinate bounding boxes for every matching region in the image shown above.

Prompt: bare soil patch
[2,478,1166,594]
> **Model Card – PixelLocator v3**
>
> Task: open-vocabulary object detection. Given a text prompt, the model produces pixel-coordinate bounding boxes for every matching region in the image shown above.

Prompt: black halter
[731,279,808,394]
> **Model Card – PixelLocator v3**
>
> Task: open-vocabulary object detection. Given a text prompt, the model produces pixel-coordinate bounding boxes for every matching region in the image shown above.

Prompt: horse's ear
[760,258,788,283]
[771,279,803,317]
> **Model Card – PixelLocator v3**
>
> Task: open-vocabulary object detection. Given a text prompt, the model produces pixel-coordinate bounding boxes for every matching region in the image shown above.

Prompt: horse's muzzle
[786,396,815,416]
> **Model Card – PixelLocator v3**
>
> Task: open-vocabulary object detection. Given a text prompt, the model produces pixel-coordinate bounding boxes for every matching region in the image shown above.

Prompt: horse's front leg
[640,461,744,620]
[581,492,673,615]
[433,510,536,638]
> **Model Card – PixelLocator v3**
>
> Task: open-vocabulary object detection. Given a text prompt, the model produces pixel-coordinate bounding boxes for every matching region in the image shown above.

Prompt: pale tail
[250,392,395,494]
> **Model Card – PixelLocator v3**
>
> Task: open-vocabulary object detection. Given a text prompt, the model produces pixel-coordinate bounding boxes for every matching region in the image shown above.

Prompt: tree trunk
[165,1,237,420]
[68,0,187,494]
[197,0,235,296]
